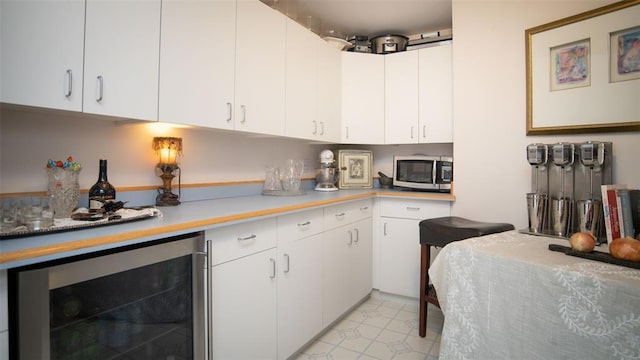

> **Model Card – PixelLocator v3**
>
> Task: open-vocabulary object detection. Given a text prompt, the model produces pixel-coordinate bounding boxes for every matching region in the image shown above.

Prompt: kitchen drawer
[207,218,277,266]
[324,199,373,230]
[277,208,323,244]
[379,198,450,220]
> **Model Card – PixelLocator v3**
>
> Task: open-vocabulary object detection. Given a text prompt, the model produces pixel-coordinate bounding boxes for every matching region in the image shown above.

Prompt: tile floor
[293,291,444,360]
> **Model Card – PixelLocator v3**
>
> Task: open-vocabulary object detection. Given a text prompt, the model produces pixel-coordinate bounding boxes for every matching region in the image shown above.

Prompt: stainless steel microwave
[392,155,453,192]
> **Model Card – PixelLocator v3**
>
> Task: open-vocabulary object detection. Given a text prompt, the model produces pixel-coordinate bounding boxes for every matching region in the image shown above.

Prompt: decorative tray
[0,208,161,240]
[548,244,640,270]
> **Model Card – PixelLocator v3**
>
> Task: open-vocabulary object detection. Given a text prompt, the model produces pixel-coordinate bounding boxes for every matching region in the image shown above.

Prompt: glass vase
[47,167,81,219]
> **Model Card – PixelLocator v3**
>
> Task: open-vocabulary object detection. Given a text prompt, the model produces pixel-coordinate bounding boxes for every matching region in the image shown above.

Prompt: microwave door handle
[432,161,438,185]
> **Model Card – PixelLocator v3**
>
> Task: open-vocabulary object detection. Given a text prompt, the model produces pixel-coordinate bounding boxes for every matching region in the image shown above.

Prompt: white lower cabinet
[323,200,373,326]
[208,218,278,360]
[378,199,450,298]
[0,269,7,360]
[276,209,323,360]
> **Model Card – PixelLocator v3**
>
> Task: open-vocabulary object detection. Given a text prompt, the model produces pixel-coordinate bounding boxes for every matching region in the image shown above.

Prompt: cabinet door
[351,218,373,303]
[277,233,323,360]
[235,0,286,136]
[384,51,419,144]
[285,19,318,140]
[0,0,85,111]
[316,39,342,143]
[159,0,236,128]
[83,0,160,120]
[419,43,453,143]
[379,217,422,298]
[341,52,385,144]
[212,248,277,359]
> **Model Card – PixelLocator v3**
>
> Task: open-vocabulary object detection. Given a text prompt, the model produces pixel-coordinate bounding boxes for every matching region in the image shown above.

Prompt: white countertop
[0,189,454,270]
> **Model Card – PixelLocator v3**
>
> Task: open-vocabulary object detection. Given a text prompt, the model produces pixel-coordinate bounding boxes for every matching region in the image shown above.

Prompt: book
[617,189,634,239]
[629,190,640,238]
[601,184,627,244]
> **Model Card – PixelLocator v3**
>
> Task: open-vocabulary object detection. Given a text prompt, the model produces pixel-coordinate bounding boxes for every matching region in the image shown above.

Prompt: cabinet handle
[237,234,257,241]
[65,69,72,97]
[312,120,318,135]
[406,206,420,211]
[226,102,232,122]
[298,221,311,227]
[347,230,353,245]
[411,126,415,139]
[353,228,359,243]
[96,75,103,102]
[360,206,369,212]
[422,125,426,139]
[345,126,349,139]
[205,240,214,360]
[240,105,246,123]
[320,122,324,135]
[335,212,346,219]
[284,253,290,273]
[269,258,276,279]
[384,222,388,236]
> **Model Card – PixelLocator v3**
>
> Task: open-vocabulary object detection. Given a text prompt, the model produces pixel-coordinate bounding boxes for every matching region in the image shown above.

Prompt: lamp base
[156,188,180,206]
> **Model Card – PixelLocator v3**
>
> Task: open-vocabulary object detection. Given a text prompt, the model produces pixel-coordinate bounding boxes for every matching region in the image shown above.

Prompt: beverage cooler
[8,232,210,360]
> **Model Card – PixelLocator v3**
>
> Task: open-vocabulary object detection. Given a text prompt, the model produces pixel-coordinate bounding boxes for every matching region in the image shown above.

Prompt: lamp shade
[152,137,183,166]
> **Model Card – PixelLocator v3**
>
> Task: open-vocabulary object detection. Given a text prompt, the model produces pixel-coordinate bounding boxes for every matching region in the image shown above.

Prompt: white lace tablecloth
[429,230,640,360]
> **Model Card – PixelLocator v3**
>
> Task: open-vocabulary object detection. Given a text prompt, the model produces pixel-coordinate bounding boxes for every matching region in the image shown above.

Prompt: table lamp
[152,137,182,206]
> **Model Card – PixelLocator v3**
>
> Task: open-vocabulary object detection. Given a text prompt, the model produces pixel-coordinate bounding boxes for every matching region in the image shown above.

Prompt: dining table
[429,230,640,360]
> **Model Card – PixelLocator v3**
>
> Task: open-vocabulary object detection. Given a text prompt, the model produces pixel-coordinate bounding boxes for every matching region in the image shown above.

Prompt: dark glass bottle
[88,159,116,212]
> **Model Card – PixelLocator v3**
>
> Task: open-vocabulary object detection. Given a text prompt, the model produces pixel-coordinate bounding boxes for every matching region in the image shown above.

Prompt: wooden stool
[418,216,514,337]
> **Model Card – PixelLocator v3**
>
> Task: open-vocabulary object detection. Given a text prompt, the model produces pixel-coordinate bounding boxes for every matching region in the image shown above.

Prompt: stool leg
[419,243,430,337]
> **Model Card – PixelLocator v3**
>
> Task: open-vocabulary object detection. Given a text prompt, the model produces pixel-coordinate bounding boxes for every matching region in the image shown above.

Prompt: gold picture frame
[337,150,373,189]
[525,0,640,135]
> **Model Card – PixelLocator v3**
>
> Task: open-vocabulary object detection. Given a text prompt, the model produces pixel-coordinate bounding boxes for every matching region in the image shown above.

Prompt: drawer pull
[65,69,72,97]
[226,102,232,122]
[347,230,353,245]
[384,222,388,236]
[335,212,346,219]
[360,206,369,211]
[353,228,360,243]
[237,234,257,241]
[406,207,421,211]
[269,258,276,279]
[298,221,311,227]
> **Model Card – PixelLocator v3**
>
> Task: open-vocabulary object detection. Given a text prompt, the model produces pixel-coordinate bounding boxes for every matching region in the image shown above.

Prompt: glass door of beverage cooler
[12,232,206,360]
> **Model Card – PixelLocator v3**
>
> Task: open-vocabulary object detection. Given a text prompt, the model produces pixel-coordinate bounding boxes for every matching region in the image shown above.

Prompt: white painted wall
[450,0,640,230]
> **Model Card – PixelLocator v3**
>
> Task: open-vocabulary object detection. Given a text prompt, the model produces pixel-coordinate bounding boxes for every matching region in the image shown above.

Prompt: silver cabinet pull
[96,75,104,102]
[284,253,290,273]
[65,69,72,97]
[320,122,324,135]
[240,105,246,123]
[226,102,232,122]
[269,258,276,279]
[347,230,353,245]
[360,206,369,212]
[384,222,388,236]
[237,234,257,241]
[298,221,311,227]
[411,126,415,139]
[312,120,318,135]
[335,212,346,219]
[345,126,349,139]
[422,125,426,139]
[406,206,420,211]
[205,240,213,360]
[354,228,359,243]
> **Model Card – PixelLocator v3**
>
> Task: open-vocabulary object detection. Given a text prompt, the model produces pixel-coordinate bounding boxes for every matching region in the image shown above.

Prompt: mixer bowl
[315,167,339,191]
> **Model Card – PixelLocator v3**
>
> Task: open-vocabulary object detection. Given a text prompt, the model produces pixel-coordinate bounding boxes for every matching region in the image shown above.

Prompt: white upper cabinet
[316,40,342,143]
[341,52,385,144]
[0,0,85,111]
[83,0,161,120]
[235,0,286,136]
[384,51,419,144]
[419,43,453,143]
[159,0,236,128]
[285,19,319,140]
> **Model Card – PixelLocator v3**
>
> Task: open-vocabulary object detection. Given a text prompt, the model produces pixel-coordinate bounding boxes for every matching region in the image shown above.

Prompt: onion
[569,232,596,252]
[609,236,640,262]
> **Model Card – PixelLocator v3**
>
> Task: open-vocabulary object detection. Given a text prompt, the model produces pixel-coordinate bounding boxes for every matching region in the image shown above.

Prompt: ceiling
[263,0,452,40]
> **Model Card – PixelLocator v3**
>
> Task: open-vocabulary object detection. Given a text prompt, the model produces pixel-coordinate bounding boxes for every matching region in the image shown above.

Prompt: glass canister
[47,166,81,219]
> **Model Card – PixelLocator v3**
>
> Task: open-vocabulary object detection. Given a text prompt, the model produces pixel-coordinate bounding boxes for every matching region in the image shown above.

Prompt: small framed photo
[610,26,640,83]
[550,38,591,91]
[337,150,373,189]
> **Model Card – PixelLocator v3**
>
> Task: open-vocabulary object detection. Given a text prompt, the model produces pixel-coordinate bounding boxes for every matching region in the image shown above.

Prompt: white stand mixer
[314,150,339,192]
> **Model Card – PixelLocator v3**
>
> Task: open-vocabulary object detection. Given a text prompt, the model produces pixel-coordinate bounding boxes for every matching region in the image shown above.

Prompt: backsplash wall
[0,107,451,196]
